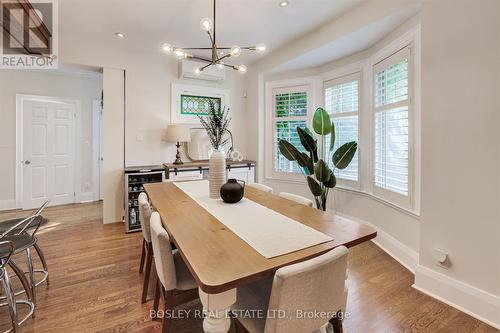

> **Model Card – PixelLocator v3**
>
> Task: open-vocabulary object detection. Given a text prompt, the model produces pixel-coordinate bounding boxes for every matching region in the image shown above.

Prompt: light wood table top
[144,182,377,294]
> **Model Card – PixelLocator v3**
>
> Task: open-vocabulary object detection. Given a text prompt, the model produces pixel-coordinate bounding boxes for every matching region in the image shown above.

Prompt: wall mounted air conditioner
[179,59,226,82]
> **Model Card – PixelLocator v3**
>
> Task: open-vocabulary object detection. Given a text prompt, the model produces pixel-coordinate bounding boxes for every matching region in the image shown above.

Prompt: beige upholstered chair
[138,192,154,303]
[247,183,274,193]
[233,246,349,333]
[278,192,314,207]
[150,212,198,332]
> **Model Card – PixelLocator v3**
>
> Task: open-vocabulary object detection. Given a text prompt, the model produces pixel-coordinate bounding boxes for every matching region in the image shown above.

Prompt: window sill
[264,176,420,219]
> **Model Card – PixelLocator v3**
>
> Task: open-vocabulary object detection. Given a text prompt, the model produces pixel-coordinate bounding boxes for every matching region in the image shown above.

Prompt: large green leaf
[299,152,314,175]
[329,121,336,151]
[332,141,358,169]
[296,127,317,153]
[314,159,331,183]
[312,107,332,135]
[278,140,301,161]
[307,176,322,196]
[323,172,336,188]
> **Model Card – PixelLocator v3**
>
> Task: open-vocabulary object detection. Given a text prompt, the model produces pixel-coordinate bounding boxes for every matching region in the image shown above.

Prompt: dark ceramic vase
[220,179,245,203]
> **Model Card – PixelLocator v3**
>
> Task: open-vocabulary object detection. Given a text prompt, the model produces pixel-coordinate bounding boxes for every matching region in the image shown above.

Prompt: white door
[92,100,104,200]
[22,99,76,209]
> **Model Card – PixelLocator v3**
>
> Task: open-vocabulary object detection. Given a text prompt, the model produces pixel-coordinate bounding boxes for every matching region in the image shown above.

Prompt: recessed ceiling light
[279,1,289,7]
[115,32,125,38]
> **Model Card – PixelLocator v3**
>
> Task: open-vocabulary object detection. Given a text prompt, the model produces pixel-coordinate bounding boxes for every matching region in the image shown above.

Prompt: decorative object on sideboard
[184,127,234,162]
[165,124,191,165]
[230,150,243,162]
[278,107,357,211]
[220,179,245,203]
[198,100,231,198]
[160,0,266,73]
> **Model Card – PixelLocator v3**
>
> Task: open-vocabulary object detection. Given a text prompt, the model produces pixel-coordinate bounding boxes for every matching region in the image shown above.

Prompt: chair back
[0,240,15,268]
[264,246,349,333]
[247,183,274,193]
[138,192,152,243]
[150,212,177,291]
[0,215,44,238]
[278,192,314,207]
[34,199,51,216]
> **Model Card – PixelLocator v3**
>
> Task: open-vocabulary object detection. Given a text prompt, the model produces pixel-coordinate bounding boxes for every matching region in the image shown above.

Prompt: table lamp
[165,124,191,164]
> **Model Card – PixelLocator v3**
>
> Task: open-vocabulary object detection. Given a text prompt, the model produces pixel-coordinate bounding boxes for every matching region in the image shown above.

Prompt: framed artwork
[171,83,230,124]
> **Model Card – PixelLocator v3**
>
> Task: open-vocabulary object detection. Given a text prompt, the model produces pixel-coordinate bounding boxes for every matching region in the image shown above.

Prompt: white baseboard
[414,265,500,329]
[0,199,16,211]
[334,212,419,273]
[80,192,95,203]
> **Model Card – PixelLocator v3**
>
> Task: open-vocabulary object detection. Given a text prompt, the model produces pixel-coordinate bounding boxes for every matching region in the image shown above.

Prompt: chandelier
[161,0,266,74]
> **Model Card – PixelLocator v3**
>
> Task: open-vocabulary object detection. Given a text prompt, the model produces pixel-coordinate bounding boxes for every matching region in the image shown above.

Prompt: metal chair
[0,214,46,311]
[0,240,35,333]
[0,199,50,287]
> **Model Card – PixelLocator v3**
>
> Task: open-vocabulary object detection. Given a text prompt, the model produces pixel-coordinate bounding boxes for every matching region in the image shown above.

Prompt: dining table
[144,180,377,333]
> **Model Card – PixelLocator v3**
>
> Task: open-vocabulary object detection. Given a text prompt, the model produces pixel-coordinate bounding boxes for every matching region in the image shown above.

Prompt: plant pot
[208,149,227,199]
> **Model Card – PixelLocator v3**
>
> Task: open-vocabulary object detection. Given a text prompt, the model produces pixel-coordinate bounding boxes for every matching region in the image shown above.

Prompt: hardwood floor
[0,202,497,333]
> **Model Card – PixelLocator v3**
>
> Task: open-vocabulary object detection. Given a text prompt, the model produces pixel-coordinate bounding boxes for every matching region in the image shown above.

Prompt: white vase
[209,149,227,199]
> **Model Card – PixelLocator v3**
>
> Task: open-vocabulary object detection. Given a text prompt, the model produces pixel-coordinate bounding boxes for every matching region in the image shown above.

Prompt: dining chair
[0,216,43,324]
[232,246,349,333]
[138,192,154,303]
[247,183,274,193]
[0,199,51,286]
[278,192,314,207]
[0,240,34,333]
[149,211,198,333]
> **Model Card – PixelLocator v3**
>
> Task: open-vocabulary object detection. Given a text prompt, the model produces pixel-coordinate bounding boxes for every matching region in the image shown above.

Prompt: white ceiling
[60,0,366,65]
[272,6,420,72]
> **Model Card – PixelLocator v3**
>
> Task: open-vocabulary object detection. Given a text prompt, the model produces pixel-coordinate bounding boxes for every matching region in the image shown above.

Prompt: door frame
[92,99,102,201]
[15,94,82,209]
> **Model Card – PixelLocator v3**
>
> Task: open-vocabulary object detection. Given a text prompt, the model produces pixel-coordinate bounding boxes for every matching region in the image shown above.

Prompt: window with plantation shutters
[373,46,412,200]
[272,86,309,174]
[324,73,360,184]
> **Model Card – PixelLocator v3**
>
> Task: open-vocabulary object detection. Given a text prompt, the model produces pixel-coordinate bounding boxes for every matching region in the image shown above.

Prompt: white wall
[0,69,102,209]
[102,68,125,224]
[414,0,500,327]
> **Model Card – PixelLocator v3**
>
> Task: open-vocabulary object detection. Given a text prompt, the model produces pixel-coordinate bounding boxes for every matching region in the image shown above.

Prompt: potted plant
[278,107,357,211]
[198,100,231,198]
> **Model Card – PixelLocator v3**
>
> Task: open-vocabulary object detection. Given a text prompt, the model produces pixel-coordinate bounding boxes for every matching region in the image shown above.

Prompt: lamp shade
[165,124,191,142]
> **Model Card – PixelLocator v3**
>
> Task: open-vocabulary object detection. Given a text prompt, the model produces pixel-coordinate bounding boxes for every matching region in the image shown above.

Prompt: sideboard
[163,160,256,184]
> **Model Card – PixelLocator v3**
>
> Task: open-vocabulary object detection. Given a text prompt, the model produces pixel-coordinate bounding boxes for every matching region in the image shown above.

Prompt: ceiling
[272,6,420,72]
[59,0,366,65]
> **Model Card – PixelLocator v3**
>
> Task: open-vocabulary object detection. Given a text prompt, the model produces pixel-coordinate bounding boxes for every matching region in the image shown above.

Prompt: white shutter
[373,46,411,199]
[273,87,309,174]
[324,73,360,184]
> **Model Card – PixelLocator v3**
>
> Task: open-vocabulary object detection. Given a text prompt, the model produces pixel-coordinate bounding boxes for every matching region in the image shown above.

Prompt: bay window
[373,45,413,206]
[324,73,360,186]
[272,86,309,174]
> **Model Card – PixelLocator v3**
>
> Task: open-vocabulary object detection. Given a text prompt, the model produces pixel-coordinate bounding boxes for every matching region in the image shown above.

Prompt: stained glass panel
[180,94,221,115]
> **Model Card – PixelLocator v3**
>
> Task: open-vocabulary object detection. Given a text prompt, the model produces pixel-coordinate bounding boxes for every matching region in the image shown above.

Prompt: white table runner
[174,180,333,259]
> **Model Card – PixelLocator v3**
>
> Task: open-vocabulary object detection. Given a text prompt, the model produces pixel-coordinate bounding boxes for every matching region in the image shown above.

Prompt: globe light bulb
[238,65,247,73]
[279,1,289,7]
[174,49,186,59]
[256,43,266,54]
[217,61,224,69]
[230,46,241,57]
[161,43,173,53]
[194,67,201,75]
[200,17,213,31]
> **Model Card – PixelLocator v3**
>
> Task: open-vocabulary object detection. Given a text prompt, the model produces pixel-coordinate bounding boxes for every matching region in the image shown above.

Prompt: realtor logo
[0,0,58,69]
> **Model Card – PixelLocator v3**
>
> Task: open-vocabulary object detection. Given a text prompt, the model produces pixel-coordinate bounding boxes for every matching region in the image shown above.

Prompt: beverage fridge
[124,165,165,233]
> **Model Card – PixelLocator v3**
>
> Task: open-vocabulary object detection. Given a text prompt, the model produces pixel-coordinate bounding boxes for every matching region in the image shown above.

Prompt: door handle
[23,160,31,165]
